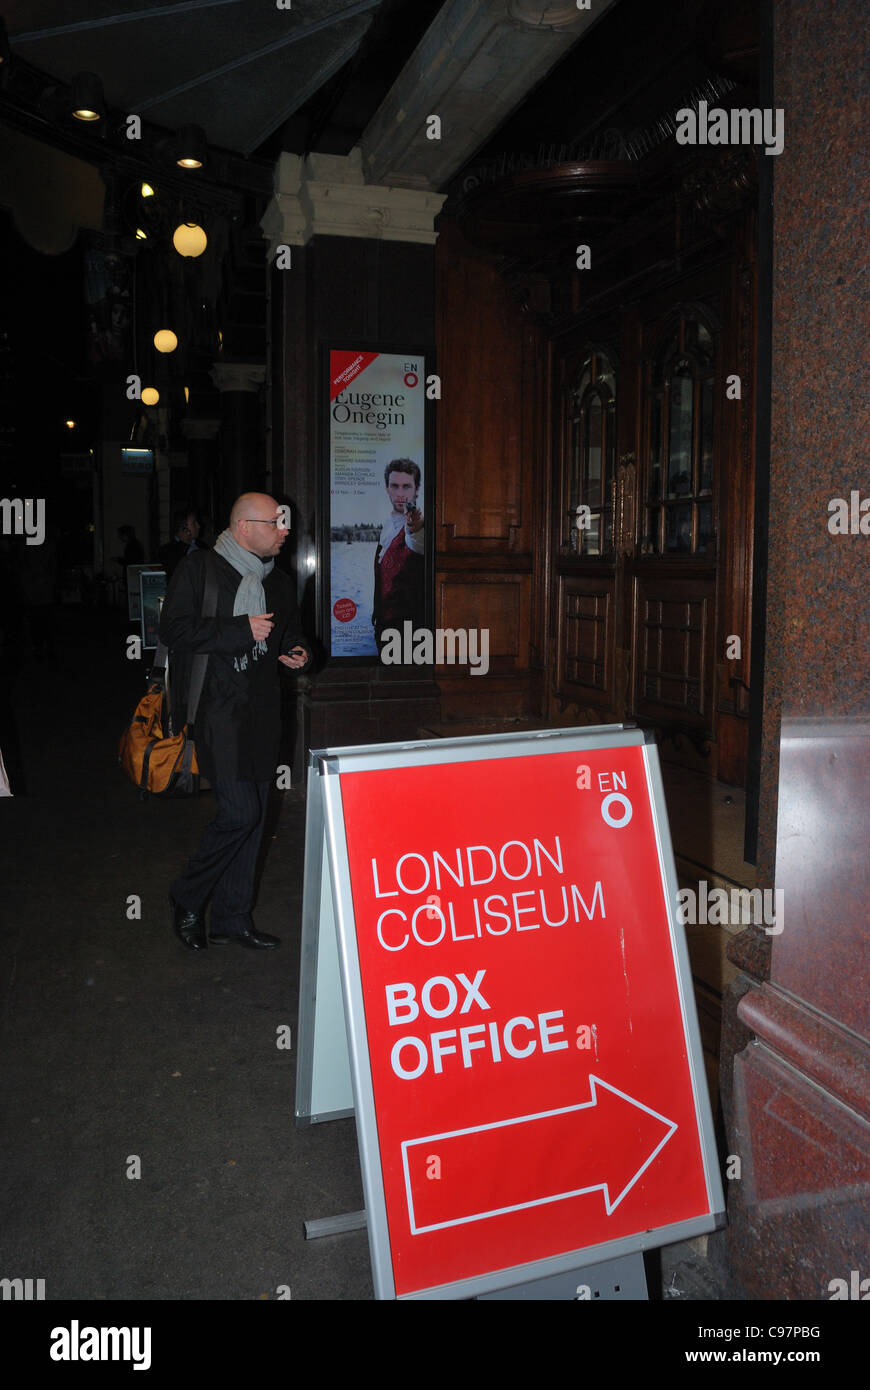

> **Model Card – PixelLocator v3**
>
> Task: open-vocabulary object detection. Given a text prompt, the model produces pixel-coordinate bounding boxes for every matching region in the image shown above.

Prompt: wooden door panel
[436,573,529,667]
[556,573,615,708]
[631,571,715,727]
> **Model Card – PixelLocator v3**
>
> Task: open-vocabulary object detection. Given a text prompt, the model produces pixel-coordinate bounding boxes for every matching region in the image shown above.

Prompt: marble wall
[724,0,870,1301]
[757,0,870,876]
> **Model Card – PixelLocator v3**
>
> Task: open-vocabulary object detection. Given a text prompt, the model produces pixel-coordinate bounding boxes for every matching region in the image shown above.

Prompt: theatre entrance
[547,258,756,791]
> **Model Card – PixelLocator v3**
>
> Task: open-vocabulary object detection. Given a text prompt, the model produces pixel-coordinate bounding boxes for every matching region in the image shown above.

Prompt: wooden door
[627,304,720,765]
[551,341,629,723]
[551,302,724,771]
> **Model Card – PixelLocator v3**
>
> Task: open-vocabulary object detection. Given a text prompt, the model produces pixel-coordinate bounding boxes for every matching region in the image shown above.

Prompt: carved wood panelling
[615,451,637,557]
[556,574,614,701]
[632,573,715,725]
[436,219,536,554]
[436,573,530,667]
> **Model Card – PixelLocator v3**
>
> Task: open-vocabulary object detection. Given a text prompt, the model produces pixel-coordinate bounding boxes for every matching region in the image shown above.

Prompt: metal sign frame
[296,725,627,1125]
[295,761,354,1126]
[299,725,724,1300]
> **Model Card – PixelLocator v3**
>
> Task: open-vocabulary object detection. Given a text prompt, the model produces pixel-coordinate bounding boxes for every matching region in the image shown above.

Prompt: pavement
[0,602,737,1302]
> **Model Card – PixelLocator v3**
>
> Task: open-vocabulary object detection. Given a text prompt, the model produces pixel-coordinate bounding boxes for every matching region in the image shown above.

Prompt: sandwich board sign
[296,726,724,1300]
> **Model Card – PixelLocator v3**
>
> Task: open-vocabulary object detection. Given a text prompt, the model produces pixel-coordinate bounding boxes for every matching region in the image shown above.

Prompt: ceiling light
[70,71,104,122]
[172,222,207,258]
[141,387,159,406]
[64,419,76,430]
[135,228,148,241]
[140,183,155,198]
[175,124,206,169]
[153,329,178,353]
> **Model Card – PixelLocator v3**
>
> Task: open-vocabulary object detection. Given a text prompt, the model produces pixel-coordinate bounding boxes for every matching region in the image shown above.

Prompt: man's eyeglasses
[243,518,284,528]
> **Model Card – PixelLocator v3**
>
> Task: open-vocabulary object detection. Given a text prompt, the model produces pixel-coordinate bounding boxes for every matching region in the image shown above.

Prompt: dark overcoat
[158,537,193,581]
[158,549,310,782]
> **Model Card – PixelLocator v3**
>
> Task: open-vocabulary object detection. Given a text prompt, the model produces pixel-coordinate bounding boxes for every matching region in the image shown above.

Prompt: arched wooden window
[566,350,616,556]
[644,313,715,556]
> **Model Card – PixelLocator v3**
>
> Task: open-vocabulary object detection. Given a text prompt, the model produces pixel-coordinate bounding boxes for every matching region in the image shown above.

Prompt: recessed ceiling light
[175,124,206,169]
[70,71,104,122]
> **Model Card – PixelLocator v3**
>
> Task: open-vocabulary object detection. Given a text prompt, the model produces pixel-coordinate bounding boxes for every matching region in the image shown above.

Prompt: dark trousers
[171,779,270,936]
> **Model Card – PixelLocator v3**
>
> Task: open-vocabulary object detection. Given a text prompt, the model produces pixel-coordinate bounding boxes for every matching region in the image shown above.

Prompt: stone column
[180,417,220,530]
[210,363,266,522]
[722,0,869,1301]
[260,151,446,762]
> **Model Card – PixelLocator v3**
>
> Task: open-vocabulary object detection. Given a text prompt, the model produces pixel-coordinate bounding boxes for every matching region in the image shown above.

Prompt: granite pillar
[261,152,446,766]
[722,0,870,1301]
[210,362,266,526]
[180,417,220,531]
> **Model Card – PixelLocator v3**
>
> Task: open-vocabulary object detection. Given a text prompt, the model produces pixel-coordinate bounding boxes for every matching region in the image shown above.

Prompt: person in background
[160,507,203,581]
[114,525,144,592]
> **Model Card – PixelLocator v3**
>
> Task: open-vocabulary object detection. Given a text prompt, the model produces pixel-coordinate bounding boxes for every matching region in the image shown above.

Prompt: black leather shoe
[207,927,280,948]
[170,894,207,951]
[239,928,280,949]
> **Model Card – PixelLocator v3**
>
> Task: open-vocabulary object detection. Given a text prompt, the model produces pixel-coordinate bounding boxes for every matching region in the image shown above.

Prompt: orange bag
[119,553,216,799]
[118,676,199,799]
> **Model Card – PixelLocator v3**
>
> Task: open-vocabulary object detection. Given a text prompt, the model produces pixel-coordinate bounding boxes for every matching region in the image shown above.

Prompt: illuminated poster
[328,349,428,658]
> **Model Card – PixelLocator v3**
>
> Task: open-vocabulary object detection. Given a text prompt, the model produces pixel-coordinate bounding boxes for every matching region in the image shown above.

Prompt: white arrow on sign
[401,1075,679,1234]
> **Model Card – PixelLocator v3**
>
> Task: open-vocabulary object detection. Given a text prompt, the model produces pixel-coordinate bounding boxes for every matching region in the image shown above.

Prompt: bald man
[158,493,311,951]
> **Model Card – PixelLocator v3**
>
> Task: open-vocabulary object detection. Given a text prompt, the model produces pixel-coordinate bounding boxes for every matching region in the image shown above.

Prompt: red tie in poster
[334,743,718,1297]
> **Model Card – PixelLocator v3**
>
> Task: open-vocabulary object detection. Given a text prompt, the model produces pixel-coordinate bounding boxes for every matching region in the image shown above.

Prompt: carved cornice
[680,147,758,224]
[259,155,307,255]
[456,161,640,255]
[260,149,446,255]
[210,363,266,394]
[506,0,591,28]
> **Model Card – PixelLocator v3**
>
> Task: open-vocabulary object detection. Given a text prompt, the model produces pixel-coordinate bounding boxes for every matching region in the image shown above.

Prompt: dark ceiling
[4,0,445,161]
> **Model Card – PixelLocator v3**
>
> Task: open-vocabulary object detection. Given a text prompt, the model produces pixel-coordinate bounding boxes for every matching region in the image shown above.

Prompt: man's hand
[249,612,274,642]
[406,506,423,534]
[279,645,309,670]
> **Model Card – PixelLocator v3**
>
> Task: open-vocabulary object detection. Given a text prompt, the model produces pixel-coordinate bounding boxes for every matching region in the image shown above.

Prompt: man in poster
[373,459,425,648]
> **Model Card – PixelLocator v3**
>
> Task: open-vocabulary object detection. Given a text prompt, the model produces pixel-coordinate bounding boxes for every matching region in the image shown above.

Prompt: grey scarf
[213,529,275,671]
